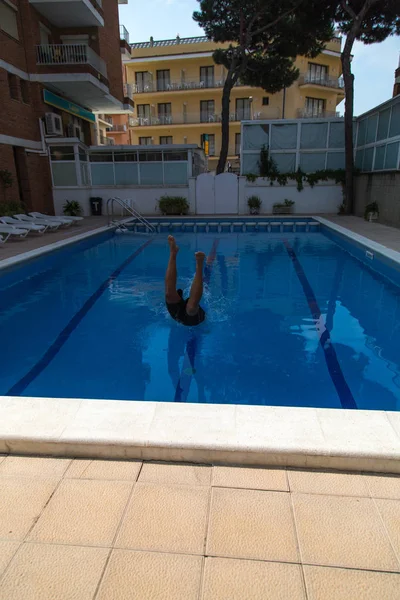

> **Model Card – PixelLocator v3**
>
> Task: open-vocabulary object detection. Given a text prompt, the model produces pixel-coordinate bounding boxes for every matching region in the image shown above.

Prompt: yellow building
[124,35,344,171]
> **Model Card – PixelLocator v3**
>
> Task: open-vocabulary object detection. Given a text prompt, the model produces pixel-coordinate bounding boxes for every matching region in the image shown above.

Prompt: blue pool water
[1,229,399,410]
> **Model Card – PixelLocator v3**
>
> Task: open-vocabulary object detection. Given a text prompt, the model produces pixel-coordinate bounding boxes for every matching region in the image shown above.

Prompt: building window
[160,136,173,144]
[7,73,19,100]
[0,0,19,39]
[262,97,269,106]
[157,103,172,124]
[139,137,152,145]
[200,100,215,123]
[307,63,328,84]
[208,134,215,156]
[137,104,150,124]
[305,97,326,116]
[236,98,251,120]
[200,66,214,88]
[235,133,241,155]
[20,79,30,104]
[135,71,152,92]
[156,69,170,91]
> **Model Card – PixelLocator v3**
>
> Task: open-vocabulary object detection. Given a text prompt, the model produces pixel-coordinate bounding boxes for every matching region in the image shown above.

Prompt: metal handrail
[107,197,155,232]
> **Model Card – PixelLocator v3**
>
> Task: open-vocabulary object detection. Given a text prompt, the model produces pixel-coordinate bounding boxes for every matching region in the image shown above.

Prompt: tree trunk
[341,45,355,214]
[217,75,234,175]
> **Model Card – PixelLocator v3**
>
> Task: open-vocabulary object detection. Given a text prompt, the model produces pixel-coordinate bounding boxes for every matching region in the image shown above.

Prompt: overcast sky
[119,0,400,116]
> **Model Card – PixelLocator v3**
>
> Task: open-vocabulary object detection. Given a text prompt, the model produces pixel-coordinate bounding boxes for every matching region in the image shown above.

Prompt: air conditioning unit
[45,113,63,136]
[67,123,82,139]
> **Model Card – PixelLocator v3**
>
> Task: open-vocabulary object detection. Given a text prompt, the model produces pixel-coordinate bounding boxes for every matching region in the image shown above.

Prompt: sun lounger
[0,216,46,233]
[0,233,8,243]
[0,225,29,239]
[13,215,62,230]
[30,211,83,222]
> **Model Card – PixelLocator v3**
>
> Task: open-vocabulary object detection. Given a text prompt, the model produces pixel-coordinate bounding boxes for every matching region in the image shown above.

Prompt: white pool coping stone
[1,216,400,472]
[1,397,400,473]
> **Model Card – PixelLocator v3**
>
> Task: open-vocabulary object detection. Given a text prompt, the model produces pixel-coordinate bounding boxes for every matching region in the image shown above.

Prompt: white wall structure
[239,178,343,214]
[53,175,342,216]
[53,185,191,217]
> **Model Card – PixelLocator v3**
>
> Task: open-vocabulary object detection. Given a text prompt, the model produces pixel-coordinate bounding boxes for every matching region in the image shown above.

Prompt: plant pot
[366,211,378,222]
[249,207,260,215]
[273,206,293,215]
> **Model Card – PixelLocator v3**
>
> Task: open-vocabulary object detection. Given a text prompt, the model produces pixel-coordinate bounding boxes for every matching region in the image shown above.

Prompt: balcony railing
[123,83,134,100]
[36,44,107,79]
[297,109,342,119]
[98,114,113,124]
[299,74,344,89]
[129,109,279,126]
[132,78,247,94]
[120,25,130,44]
[107,124,127,132]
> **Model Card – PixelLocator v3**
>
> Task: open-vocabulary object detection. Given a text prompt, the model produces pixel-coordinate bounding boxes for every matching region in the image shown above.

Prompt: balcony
[297,109,342,119]
[106,124,127,133]
[123,83,134,100]
[129,109,279,127]
[36,44,107,78]
[132,78,247,94]
[98,114,113,125]
[34,44,126,112]
[29,0,103,27]
[120,25,130,45]
[299,74,345,90]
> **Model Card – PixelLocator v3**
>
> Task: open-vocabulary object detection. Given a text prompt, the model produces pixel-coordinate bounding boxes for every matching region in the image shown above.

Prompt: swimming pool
[1,223,399,410]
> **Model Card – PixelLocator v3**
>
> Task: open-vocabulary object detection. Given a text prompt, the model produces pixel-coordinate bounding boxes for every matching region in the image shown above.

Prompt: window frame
[200,66,215,88]
[156,69,170,91]
[236,98,251,120]
[200,99,215,123]
[0,0,19,40]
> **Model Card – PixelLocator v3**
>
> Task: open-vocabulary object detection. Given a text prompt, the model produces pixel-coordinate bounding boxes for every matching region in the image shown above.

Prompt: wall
[52,185,192,217]
[354,173,400,228]
[240,178,342,215]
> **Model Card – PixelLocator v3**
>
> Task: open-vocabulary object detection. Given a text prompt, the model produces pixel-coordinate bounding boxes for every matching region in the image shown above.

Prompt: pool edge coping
[1,397,400,473]
[1,216,400,473]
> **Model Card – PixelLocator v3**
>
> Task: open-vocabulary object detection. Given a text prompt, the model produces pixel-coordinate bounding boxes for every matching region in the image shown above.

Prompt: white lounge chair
[29,212,73,226]
[30,211,83,223]
[0,216,46,233]
[13,214,62,230]
[0,233,8,243]
[0,225,29,239]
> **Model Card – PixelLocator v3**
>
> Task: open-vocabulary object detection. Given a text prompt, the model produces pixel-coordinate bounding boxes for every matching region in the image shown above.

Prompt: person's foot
[168,235,179,255]
[195,251,206,264]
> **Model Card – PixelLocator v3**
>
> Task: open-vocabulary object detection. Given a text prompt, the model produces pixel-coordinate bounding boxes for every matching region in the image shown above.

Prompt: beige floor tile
[65,459,142,481]
[202,557,306,600]
[63,459,92,479]
[375,499,400,561]
[0,541,20,577]
[213,466,288,491]
[288,470,369,497]
[139,462,211,486]
[304,565,400,600]
[0,479,58,541]
[28,479,132,546]
[293,493,399,571]
[0,543,108,600]
[366,474,400,500]
[116,483,210,555]
[0,456,6,465]
[97,549,203,600]
[207,488,299,562]
[0,456,71,479]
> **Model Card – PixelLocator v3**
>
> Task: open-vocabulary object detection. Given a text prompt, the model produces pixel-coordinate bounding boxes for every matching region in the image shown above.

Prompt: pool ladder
[107,197,156,233]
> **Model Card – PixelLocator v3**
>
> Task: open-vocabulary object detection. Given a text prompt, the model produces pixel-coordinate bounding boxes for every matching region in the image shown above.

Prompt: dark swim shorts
[166,289,206,327]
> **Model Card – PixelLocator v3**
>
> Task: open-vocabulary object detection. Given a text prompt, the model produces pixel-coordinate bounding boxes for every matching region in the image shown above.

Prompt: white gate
[196,173,238,214]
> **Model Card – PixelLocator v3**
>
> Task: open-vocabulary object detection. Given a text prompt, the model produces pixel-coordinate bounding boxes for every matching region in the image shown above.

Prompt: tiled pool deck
[0,456,400,599]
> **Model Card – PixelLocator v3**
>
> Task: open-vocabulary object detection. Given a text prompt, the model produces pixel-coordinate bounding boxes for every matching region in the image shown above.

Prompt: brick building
[0,0,132,212]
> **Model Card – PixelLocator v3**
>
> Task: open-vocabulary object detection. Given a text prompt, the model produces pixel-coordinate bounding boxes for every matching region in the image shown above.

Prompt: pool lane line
[174,238,220,403]
[7,238,153,397]
[283,239,357,410]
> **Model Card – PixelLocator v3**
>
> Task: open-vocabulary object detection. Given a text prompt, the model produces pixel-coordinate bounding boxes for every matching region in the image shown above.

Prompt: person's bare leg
[186,252,205,316]
[165,236,181,304]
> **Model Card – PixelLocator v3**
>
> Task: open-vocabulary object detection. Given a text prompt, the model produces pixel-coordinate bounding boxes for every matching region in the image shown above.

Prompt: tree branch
[252,0,306,37]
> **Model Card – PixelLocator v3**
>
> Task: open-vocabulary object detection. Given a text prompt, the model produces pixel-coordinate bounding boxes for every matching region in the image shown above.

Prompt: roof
[130,36,209,49]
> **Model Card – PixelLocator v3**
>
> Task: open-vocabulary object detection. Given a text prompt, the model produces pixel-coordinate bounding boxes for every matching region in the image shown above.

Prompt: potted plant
[158,195,189,215]
[364,201,379,222]
[63,200,83,217]
[272,199,295,215]
[247,195,262,215]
